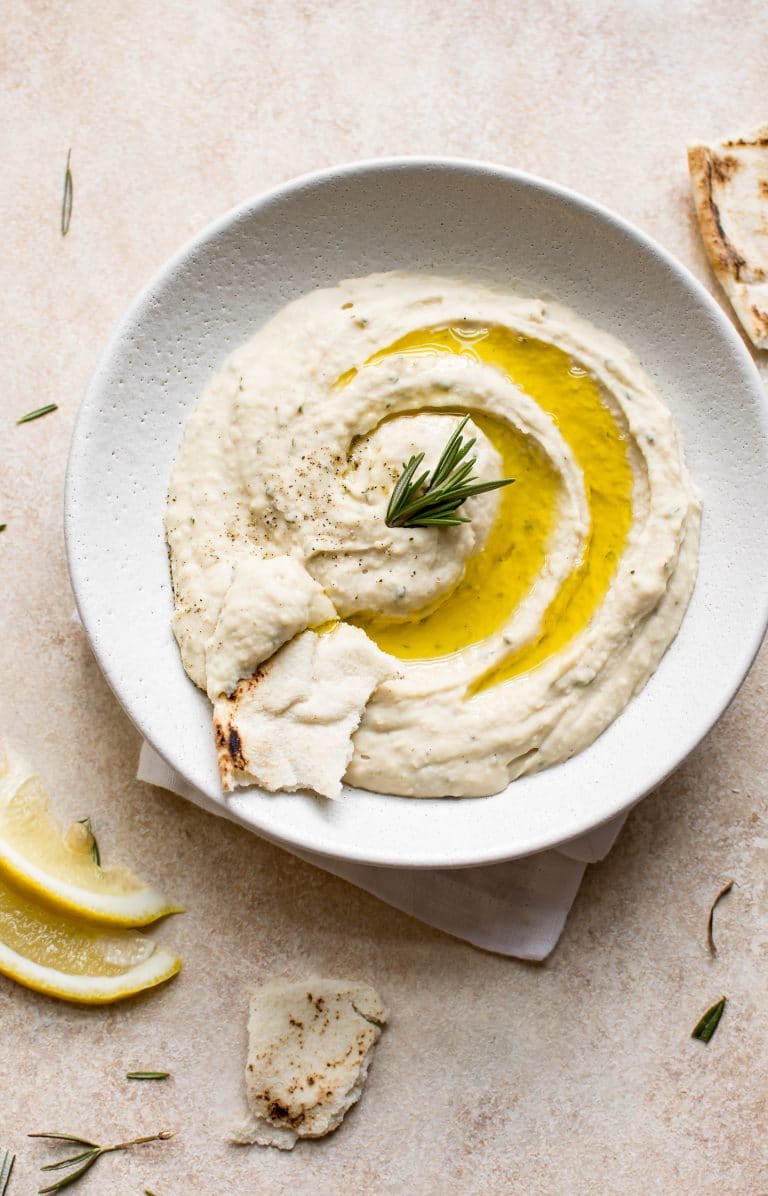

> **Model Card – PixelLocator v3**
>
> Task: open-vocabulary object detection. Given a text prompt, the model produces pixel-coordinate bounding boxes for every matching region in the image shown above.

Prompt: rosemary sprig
[706,879,733,956]
[17,404,59,425]
[77,817,101,866]
[127,1072,169,1081]
[0,1147,15,1196]
[385,415,513,528]
[30,1129,173,1193]
[61,149,73,237]
[691,996,727,1044]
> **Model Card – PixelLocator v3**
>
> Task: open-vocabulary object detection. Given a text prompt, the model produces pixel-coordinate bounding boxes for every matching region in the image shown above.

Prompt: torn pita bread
[688,126,768,349]
[229,977,387,1151]
[213,624,398,797]
[204,555,336,701]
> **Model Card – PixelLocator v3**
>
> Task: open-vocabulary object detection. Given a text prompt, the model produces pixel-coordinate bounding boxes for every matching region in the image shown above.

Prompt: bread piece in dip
[213,623,398,798]
[230,977,387,1151]
[166,272,701,798]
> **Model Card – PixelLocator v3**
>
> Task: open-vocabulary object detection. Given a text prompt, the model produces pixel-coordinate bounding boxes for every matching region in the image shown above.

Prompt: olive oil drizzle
[345,324,633,690]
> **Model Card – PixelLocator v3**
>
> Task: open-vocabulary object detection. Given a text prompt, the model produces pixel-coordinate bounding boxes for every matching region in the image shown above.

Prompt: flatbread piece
[688,125,768,349]
[204,555,336,701]
[214,624,398,797]
[230,977,388,1151]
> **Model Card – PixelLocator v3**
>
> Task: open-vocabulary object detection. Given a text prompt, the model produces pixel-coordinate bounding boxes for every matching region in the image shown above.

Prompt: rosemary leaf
[691,996,727,1044]
[77,817,101,866]
[706,880,733,956]
[385,415,513,529]
[61,149,73,237]
[126,1072,170,1081]
[38,1151,101,1194]
[28,1135,99,1148]
[17,404,59,425]
[0,525,6,533]
[41,1149,100,1172]
[0,1148,15,1196]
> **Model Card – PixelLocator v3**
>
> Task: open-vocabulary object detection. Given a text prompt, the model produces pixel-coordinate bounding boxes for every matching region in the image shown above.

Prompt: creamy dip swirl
[166,272,700,798]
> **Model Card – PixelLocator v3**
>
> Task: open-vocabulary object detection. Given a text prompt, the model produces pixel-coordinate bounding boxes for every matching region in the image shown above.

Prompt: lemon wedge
[0,744,183,927]
[0,868,180,1003]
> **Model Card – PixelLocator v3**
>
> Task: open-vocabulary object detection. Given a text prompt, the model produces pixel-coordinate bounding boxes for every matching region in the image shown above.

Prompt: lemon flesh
[0,868,180,1003]
[0,745,183,927]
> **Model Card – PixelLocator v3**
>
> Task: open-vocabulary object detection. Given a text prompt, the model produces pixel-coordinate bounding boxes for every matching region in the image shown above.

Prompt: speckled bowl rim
[65,156,768,869]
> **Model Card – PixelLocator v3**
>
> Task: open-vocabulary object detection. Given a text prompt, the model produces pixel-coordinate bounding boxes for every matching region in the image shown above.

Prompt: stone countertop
[1,3,767,1192]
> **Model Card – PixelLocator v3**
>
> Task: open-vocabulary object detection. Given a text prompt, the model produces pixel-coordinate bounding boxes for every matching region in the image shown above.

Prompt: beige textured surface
[1,2,767,1192]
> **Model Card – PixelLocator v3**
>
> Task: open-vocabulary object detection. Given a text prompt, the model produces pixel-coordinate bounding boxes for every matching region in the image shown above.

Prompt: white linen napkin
[138,742,626,960]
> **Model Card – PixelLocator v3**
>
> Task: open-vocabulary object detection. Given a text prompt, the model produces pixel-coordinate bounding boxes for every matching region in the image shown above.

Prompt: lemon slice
[0,868,180,1003]
[0,744,183,927]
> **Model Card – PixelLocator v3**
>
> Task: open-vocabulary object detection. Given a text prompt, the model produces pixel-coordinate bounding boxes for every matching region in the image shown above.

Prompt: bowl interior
[65,159,768,868]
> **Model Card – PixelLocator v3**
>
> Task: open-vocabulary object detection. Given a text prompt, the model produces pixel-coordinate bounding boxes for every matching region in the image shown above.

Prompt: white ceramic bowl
[65,158,768,868]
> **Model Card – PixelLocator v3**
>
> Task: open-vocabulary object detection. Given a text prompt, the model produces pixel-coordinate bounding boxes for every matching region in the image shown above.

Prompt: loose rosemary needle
[61,149,73,237]
[706,880,733,956]
[0,1147,15,1196]
[17,404,59,425]
[126,1072,170,1081]
[691,996,727,1044]
[76,817,101,866]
